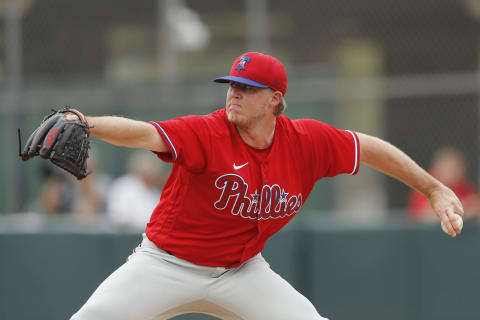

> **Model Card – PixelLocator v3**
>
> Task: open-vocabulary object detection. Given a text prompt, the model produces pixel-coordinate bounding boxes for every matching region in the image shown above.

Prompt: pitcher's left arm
[357,132,463,237]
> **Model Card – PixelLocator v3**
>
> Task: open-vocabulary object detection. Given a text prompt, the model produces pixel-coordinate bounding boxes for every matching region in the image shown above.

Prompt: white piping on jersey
[150,121,178,161]
[346,130,359,175]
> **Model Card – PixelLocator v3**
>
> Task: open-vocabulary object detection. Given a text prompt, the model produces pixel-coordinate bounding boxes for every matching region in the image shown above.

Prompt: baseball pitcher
[21,52,463,320]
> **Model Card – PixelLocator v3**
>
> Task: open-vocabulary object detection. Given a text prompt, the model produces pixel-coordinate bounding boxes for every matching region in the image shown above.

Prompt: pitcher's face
[226,82,275,129]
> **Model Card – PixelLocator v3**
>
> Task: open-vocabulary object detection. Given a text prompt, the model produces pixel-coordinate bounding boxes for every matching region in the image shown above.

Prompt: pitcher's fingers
[440,210,455,236]
[446,208,460,235]
[448,207,462,235]
[453,200,464,217]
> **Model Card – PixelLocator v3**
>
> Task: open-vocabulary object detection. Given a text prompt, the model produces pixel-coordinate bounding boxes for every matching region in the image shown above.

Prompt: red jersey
[147,108,359,268]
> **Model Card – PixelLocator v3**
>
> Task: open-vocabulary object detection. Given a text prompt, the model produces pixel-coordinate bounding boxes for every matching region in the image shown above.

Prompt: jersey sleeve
[299,119,360,179]
[149,115,211,172]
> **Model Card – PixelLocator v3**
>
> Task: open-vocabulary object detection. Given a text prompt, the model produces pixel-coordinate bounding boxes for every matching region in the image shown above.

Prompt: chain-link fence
[1,0,479,217]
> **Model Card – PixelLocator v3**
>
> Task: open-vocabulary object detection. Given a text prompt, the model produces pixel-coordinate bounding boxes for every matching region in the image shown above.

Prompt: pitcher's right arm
[86,116,167,153]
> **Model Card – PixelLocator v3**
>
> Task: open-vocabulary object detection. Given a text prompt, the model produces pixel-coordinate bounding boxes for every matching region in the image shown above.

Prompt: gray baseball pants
[70,234,327,320]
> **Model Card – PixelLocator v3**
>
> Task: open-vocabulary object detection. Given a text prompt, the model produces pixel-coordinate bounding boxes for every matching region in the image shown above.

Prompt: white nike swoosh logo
[233,162,248,170]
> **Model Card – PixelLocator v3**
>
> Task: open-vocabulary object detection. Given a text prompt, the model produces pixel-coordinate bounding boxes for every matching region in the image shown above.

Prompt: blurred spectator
[106,151,167,231]
[38,165,75,215]
[37,156,111,219]
[71,157,111,220]
[407,147,480,222]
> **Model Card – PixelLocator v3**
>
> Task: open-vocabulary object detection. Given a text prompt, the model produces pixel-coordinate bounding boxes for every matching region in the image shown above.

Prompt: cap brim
[213,76,269,88]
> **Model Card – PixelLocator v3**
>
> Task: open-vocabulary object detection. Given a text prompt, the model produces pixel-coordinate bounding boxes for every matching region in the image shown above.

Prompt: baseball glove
[19,107,91,180]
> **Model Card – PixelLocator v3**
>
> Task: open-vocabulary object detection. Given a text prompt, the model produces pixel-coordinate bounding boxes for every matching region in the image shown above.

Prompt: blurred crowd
[35,150,168,231]
[31,145,480,230]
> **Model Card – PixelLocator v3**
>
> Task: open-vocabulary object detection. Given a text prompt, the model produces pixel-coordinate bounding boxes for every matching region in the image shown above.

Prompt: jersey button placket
[262,162,268,183]
[262,162,268,182]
